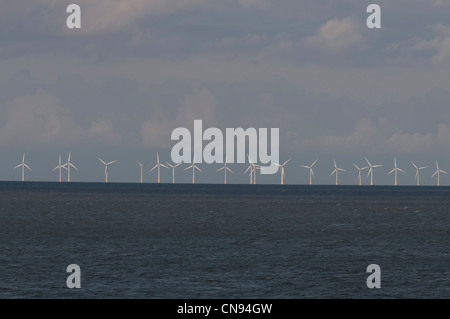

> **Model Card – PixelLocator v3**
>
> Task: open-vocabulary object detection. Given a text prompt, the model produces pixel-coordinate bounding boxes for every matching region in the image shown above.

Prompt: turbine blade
[411,162,418,170]
[398,168,405,173]
[311,159,318,167]
[98,158,106,165]
[217,167,225,172]
[283,159,291,166]
[108,160,117,165]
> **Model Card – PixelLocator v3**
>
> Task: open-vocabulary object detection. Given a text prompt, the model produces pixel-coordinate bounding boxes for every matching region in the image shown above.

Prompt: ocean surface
[0,181,449,298]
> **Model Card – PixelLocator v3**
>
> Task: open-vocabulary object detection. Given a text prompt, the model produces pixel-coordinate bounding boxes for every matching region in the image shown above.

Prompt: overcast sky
[1,0,450,185]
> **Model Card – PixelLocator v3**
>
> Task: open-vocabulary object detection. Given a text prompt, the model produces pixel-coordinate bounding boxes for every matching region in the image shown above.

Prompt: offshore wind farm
[3,151,450,186]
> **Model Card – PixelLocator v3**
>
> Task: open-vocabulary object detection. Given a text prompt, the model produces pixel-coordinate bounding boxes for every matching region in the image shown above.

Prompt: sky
[1,0,450,185]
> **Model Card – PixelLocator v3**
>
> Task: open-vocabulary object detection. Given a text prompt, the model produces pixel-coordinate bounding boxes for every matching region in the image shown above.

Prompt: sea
[0,181,449,299]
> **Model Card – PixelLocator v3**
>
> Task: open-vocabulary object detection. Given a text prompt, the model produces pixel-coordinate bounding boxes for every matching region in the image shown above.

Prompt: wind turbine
[137,161,145,183]
[52,155,67,182]
[387,157,405,186]
[185,155,202,184]
[365,157,382,186]
[150,152,168,183]
[353,164,368,186]
[66,152,78,182]
[301,159,318,185]
[166,162,181,183]
[411,162,427,186]
[217,161,233,184]
[432,161,447,186]
[274,159,291,185]
[98,158,117,183]
[14,153,31,182]
[245,155,260,184]
[330,159,345,185]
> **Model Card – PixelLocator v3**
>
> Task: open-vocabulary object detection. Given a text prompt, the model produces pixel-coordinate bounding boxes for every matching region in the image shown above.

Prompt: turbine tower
[98,158,117,183]
[185,155,202,184]
[14,153,31,182]
[274,159,291,185]
[387,157,405,186]
[411,162,427,186]
[432,161,447,186]
[52,155,67,182]
[353,164,368,186]
[166,162,181,183]
[66,152,78,182]
[330,159,345,185]
[150,152,168,183]
[365,157,382,186]
[301,159,318,185]
[217,161,233,184]
[137,161,145,183]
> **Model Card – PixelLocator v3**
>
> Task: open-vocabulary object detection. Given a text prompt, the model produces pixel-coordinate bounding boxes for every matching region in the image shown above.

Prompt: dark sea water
[0,181,449,298]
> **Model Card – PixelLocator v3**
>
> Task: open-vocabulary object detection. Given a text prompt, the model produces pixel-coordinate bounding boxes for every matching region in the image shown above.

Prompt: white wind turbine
[244,155,260,184]
[14,153,31,182]
[52,155,67,182]
[330,159,345,185]
[66,152,78,182]
[166,162,181,184]
[150,153,168,183]
[98,158,117,183]
[301,159,318,185]
[387,157,405,186]
[137,161,145,183]
[274,159,291,185]
[365,157,382,186]
[411,162,427,186]
[432,161,447,186]
[185,155,202,184]
[217,161,233,184]
[353,164,368,186]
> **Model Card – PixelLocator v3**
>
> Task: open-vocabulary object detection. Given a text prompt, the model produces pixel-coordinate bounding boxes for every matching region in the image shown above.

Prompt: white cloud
[305,17,363,52]
[0,89,122,147]
[412,24,450,65]
[387,131,434,153]
[140,88,217,148]
[12,0,205,35]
